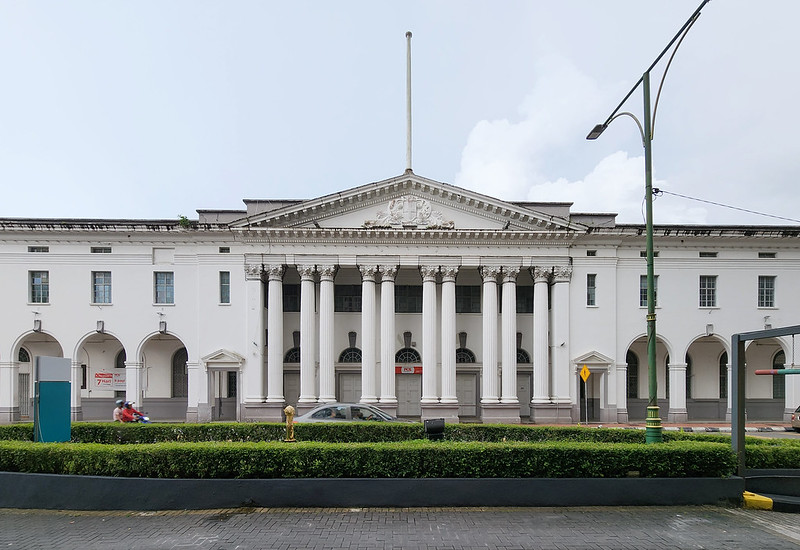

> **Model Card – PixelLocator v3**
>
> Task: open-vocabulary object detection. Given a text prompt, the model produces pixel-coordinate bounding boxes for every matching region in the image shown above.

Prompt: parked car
[792,405,800,432]
[293,403,405,423]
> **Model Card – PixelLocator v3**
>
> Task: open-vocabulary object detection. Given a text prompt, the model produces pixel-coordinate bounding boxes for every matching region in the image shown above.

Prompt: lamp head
[586,124,607,140]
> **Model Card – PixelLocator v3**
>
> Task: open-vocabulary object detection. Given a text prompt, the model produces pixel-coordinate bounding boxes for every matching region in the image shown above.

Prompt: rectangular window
[154,272,174,304]
[759,252,776,259]
[699,251,717,258]
[699,275,717,307]
[28,246,49,253]
[334,284,362,312]
[395,285,423,313]
[90,246,111,254]
[586,250,597,257]
[219,247,230,253]
[219,271,231,304]
[516,286,534,313]
[92,271,112,304]
[227,371,237,398]
[639,275,659,307]
[282,284,300,312]
[758,275,775,308]
[30,271,49,303]
[586,274,596,306]
[456,285,481,313]
[640,251,659,258]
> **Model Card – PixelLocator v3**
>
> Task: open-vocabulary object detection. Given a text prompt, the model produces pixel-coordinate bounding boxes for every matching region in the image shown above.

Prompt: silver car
[293,403,403,423]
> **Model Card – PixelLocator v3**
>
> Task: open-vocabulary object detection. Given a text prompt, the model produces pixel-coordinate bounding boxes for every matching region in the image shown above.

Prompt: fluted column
[359,265,378,403]
[440,266,459,404]
[481,266,500,404]
[265,264,285,403]
[0,361,19,422]
[531,266,550,404]
[318,265,337,403]
[379,265,398,405]
[501,266,519,404]
[551,266,572,405]
[421,265,439,404]
[298,265,317,404]
[244,264,266,403]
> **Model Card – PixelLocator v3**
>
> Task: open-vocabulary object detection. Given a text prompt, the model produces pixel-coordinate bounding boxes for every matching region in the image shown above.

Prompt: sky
[1,1,799,226]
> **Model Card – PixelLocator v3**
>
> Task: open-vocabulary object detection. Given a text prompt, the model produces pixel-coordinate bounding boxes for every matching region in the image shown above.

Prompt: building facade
[1,173,798,424]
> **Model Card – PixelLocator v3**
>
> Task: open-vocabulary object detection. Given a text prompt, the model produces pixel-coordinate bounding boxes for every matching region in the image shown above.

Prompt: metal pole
[405,31,413,173]
[643,71,662,444]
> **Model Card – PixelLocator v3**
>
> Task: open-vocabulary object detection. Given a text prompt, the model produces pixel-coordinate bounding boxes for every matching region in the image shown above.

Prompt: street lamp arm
[651,11,703,139]
[607,112,647,147]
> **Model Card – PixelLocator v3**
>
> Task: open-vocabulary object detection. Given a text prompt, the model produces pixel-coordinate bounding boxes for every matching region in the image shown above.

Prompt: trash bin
[424,418,445,440]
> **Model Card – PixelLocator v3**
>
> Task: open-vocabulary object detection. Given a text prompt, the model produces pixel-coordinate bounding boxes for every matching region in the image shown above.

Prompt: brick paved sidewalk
[1,506,799,549]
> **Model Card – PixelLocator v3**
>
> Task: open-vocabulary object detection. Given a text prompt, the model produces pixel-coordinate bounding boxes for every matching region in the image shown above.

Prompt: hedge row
[0,423,651,444]
[0,439,735,479]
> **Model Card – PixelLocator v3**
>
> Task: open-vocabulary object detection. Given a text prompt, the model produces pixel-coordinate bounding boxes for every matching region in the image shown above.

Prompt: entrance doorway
[396,373,421,417]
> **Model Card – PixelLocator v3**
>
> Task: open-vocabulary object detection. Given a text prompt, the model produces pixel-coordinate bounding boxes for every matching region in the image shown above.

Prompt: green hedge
[0,439,735,479]
[0,423,652,444]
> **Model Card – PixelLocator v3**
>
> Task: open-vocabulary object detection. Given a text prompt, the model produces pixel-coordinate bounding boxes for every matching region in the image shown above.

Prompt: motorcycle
[133,413,151,423]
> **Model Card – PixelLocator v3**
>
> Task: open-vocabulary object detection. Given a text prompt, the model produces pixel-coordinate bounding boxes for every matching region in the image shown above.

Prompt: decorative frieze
[364,195,455,229]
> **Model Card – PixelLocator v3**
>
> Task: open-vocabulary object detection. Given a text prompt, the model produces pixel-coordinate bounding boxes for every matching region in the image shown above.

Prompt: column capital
[501,266,520,283]
[297,265,316,280]
[530,266,551,283]
[378,265,398,282]
[552,266,573,283]
[317,264,338,280]
[419,265,439,282]
[264,264,285,281]
[244,264,263,281]
[359,265,378,281]
[480,265,501,282]
[440,265,459,282]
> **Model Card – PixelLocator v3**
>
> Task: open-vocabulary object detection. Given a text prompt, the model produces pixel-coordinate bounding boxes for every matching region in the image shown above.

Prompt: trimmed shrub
[0,439,735,479]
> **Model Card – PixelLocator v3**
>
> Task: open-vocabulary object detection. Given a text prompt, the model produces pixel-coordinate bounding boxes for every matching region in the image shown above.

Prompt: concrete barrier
[0,472,744,510]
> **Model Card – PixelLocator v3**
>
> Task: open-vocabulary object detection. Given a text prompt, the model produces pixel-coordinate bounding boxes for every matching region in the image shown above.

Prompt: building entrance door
[396,373,421,417]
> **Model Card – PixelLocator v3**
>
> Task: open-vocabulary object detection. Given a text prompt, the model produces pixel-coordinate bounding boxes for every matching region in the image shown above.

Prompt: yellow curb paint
[743,491,773,510]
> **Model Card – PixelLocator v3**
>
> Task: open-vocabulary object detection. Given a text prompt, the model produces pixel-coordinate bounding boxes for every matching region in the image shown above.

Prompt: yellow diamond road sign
[580,365,591,383]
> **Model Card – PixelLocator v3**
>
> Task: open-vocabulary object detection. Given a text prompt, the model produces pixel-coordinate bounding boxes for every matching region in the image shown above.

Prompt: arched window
[395,348,421,363]
[18,348,31,363]
[115,349,126,369]
[284,347,301,364]
[719,352,728,399]
[773,350,786,399]
[455,348,476,363]
[338,347,362,363]
[686,354,692,399]
[517,349,531,364]
[171,347,188,398]
[626,351,639,399]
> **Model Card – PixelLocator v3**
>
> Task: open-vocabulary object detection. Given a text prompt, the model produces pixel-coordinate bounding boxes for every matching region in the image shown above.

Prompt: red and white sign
[94,370,126,390]
[395,365,422,374]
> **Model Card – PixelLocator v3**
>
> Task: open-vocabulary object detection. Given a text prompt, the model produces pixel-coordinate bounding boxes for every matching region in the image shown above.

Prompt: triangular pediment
[201,349,245,366]
[573,351,615,366]
[230,173,585,234]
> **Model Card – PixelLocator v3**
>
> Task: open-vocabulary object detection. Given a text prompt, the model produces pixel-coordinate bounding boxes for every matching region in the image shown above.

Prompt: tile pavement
[1,506,799,549]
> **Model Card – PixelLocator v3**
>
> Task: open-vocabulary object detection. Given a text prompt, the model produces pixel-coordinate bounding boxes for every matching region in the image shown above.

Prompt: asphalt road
[2,506,799,549]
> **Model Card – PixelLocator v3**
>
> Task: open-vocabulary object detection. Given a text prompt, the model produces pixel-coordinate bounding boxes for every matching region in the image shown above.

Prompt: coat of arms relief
[363,195,454,229]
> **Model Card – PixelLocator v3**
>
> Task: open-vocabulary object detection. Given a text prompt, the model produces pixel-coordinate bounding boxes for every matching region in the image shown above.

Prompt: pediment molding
[201,349,245,368]
[230,174,586,234]
[573,350,615,367]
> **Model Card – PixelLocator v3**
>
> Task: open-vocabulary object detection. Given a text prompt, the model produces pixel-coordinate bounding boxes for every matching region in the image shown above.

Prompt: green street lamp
[587,0,711,444]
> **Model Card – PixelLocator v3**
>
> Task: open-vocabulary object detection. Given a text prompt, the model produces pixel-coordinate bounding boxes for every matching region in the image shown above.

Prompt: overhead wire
[652,188,800,224]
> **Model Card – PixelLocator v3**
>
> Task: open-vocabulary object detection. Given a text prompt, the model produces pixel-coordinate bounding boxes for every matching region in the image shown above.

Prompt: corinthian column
[244,263,265,404]
[421,265,439,404]
[298,265,317,405]
[265,264,285,403]
[551,266,572,408]
[379,265,398,405]
[501,266,519,404]
[440,266,459,404]
[318,265,337,403]
[531,266,550,404]
[480,266,500,404]
[359,265,378,403]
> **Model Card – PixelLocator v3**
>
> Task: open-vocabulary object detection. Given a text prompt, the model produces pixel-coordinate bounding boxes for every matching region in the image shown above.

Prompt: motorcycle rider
[120,401,144,422]
[112,399,124,422]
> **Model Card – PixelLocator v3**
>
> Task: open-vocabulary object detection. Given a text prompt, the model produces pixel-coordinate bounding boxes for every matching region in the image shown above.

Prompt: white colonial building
[1,173,798,424]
